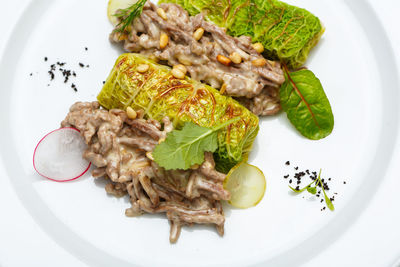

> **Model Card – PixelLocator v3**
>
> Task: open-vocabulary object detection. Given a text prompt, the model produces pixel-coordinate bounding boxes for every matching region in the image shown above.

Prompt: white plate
[0,0,399,266]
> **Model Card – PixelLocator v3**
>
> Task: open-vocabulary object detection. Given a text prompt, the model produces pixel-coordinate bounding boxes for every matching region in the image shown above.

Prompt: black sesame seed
[289,179,292,184]
[44,57,48,61]
[79,63,84,67]
[85,47,88,51]
[285,161,290,166]
[284,175,289,179]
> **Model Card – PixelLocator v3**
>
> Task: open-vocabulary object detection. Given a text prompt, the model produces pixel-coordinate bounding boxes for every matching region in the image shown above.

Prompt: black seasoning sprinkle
[285,161,290,166]
[30,73,33,76]
[320,199,324,203]
[73,71,76,77]
[295,186,300,190]
[284,175,289,179]
[102,81,105,84]
[294,166,299,170]
[343,181,347,184]
[79,63,84,67]
[85,47,88,51]
[289,179,292,184]
[44,57,48,61]
[86,65,89,68]
[71,83,77,92]
[48,70,55,80]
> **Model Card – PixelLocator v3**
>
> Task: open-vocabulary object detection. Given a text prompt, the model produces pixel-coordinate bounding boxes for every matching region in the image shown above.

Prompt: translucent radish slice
[33,127,91,182]
[223,162,266,209]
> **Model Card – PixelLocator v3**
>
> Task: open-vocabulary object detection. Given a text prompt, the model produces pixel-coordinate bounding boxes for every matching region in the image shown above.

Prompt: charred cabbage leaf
[159,0,324,69]
[97,53,259,173]
[280,68,334,140]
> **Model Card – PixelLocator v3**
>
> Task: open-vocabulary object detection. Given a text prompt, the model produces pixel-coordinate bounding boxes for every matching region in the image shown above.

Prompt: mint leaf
[152,118,239,170]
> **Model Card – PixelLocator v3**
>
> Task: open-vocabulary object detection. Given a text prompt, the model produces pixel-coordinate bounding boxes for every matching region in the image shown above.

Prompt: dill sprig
[113,0,147,33]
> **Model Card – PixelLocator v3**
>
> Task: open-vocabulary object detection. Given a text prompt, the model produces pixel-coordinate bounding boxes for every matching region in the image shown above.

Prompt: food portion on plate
[110,0,333,139]
[33,0,336,243]
[61,101,231,243]
[160,0,325,69]
[110,2,285,116]
[98,53,259,172]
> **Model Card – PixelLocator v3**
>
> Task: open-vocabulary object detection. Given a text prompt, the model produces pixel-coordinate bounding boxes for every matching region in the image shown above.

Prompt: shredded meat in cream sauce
[61,101,229,243]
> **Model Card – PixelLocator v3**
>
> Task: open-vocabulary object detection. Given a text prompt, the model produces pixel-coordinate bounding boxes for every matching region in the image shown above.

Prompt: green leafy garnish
[280,65,334,140]
[152,118,240,170]
[289,169,335,211]
[114,0,147,33]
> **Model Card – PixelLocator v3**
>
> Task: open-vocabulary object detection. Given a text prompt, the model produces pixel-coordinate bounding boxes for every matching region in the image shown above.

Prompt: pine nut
[157,8,168,20]
[217,55,231,66]
[160,33,169,49]
[137,64,149,73]
[126,107,137,119]
[252,42,264,53]
[177,55,192,66]
[191,164,199,170]
[229,52,242,64]
[193,27,205,41]
[252,58,267,67]
[220,83,227,94]
[171,68,185,79]
[173,64,187,75]
[146,152,154,161]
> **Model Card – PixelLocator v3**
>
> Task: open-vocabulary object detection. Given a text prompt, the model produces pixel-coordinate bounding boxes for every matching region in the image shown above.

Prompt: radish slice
[33,127,91,182]
[223,162,266,209]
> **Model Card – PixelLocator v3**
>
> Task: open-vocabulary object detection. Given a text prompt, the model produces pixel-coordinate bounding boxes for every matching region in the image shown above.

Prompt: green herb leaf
[152,118,239,170]
[114,0,147,33]
[280,66,334,140]
[307,186,317,194]
[323,193,335,211]
[289,179,316,193]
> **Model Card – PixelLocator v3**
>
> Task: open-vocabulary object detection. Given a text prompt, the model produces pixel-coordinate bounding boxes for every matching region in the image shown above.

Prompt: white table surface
[0,0,399,266]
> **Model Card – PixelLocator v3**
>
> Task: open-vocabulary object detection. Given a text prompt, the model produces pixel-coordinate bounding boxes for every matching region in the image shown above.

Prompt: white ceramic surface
[0,0,399,266]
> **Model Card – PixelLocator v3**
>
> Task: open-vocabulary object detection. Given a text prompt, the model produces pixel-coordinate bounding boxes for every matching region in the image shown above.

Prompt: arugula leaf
[280,66,334,140]
[152,118,239,170]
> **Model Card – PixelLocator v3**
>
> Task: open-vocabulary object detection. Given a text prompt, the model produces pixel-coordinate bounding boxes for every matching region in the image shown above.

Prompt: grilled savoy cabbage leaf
[159,0,324,69]
[97,53,259,173]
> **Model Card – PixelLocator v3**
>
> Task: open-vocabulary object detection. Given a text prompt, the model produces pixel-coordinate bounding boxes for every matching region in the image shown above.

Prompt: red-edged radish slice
[33,127,91,182]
